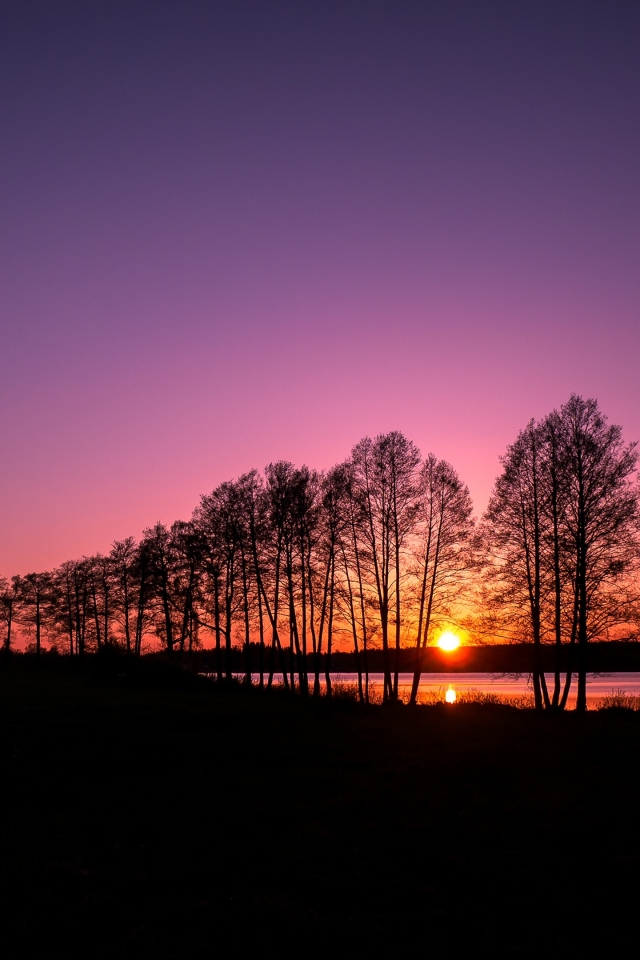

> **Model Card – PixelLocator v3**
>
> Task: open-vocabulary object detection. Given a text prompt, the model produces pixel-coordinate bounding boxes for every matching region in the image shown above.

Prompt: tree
[0,577,17,664]
[339,460,373,701]
[13,572,52,656]
[408,456,475,705]
[109,538,138,655]
[143,524,180,657]
[168,521,203,661]
[50,560,86,656]
[268,463,322,696]
[314,465,348,697]
[557,396,640,711]
[263,462,303,691]
[483,421,552,709]
[237,469,287,690]
[193,483,243,680]
[483,396,640,711]
[350,432,420,701]
[86,554,114,650]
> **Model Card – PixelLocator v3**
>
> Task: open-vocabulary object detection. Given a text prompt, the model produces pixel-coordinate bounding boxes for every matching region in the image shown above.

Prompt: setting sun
[437,631,461,652]
[445,686,457,704]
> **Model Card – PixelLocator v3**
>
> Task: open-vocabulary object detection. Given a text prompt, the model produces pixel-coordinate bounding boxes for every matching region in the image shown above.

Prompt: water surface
[229,671,640,707]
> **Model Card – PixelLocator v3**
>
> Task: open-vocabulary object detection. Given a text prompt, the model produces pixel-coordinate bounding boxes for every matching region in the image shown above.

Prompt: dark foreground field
[2,667,640,957]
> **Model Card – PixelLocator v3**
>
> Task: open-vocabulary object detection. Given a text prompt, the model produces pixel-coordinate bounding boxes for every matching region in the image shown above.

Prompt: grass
[596,690,640,711]
[2,665,640,957]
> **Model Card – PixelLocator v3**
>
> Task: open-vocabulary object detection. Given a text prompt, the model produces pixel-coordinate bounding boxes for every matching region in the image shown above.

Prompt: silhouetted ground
[2,664,640,957]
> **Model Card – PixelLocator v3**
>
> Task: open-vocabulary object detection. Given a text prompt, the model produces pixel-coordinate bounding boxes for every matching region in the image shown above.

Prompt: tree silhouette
[0,577,17,664]
[350,432,420,701]
[13,572,52,657]
[408,456,474,705]
[483,395,640,711]
[11,408,635,714]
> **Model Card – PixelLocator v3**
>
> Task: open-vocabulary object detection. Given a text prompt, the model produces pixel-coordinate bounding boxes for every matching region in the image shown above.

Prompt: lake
[230,671,640,706]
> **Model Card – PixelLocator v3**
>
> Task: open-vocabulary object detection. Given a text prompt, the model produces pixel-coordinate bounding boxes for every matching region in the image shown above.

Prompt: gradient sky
[1,0,639,577]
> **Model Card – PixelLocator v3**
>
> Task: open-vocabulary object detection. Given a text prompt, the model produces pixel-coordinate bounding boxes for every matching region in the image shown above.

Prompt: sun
[437,631,461,652]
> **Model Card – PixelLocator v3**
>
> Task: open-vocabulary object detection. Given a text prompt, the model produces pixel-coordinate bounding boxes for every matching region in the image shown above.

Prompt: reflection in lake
[225,672,640,707]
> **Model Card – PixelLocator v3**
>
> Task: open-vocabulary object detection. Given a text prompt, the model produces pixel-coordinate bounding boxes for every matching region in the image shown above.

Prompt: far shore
[6,640,640,673]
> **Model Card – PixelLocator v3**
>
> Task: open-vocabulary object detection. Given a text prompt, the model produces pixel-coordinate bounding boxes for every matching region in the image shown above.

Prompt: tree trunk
[35,593,41,657]
[575,457,588,713]
[122,566,132,655]
[257,584,265,690]
[409,496,439,706]
[324,553,335,697]
[313,550,332,696]
[3,599,13,665]
[240,548,252,686]
[342,545,364,702]
[214,573,222,682]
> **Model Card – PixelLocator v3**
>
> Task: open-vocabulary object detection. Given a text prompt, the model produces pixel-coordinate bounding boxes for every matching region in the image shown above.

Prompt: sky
[1,0,639,577]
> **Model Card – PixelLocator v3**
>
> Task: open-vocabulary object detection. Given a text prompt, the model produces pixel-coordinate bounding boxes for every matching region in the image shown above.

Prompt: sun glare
[445,686,457,704]
[437,631,461,652]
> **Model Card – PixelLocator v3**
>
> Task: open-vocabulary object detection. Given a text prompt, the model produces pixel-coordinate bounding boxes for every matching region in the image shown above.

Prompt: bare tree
[408,456,475,705]
[110,538,138,655]
[238,469,288,690]
[350,432,420,701]
[313,465,349,698]
[169,521,203,661]
[13,572,52,656]
[483,396,640,711]
[86,554,114,651]
[263,463,305,691]
[0,577,17,664]
[143,524,180,657]
[483,422,552,709]
[557,396,640,711]
[341,461,372,701]
[194,483,243,680]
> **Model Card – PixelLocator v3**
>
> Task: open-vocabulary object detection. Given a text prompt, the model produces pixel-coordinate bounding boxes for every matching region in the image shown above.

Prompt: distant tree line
[1,395,639,711]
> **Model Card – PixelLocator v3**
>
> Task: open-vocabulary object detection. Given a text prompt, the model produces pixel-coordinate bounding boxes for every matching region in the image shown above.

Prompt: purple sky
[1,0,639,576]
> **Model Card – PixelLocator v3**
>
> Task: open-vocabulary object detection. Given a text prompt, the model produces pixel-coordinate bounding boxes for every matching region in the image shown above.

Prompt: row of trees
[0,435,474,703]
[482,395,640,711]
[2,396,639,709]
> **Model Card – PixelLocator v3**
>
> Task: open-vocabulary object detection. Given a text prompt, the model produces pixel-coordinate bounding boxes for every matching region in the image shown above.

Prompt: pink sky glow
[1,1,639,577]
